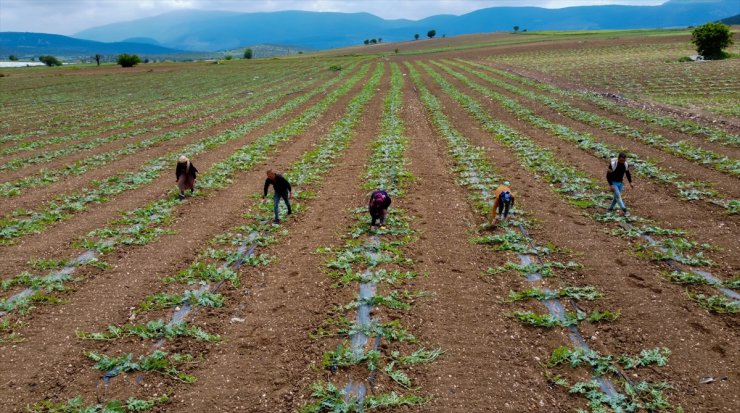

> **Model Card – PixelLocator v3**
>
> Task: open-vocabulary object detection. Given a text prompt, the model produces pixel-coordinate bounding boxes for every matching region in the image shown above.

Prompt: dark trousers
[497,200,511,218]
[273,191,291,220]
[370,208,387,225]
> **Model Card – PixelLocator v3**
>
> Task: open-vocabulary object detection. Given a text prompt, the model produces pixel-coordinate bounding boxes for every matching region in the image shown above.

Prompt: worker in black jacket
[263,169,292,224]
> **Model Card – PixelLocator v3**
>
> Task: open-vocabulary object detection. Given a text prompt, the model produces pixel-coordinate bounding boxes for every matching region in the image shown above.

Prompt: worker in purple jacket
[368,190,392,227]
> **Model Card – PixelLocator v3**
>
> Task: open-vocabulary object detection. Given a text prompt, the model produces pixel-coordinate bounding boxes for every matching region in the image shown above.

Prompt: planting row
[24,60,387,413]
[491,40,740,118]
[408,62,683,412]
[0,62,364,243]
[302,63,436,412]
[0,62,317,160]
[421,62,738,314]
[472,60,738,147]
[0,60,332,172]
[0,63,372,322]
[0,60,320,139]
[434,60,738,214]
[0,66,331,197]
[465,60,740,177]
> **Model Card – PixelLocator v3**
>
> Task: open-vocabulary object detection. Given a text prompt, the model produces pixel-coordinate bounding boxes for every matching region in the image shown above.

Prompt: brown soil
[0,72,331,214]
[0,62,380,411]
[1,33,738,413]
[421,61,739,277]
[409,60,739,411]
[0,64,369,282]
[465,61,740,162]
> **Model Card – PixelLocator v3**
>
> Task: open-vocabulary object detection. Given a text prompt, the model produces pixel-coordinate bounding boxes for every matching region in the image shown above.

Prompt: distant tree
[414,33,420,40]
[427,30,436,39]
[224,55,233,60]
[442,34,446,38]
[39,55,62,67]
[94,54,102,66]
[364,39,370,45]
[522,29,527,32]
[243,48,253,59]
[116,53,141,67]
[378,37,382,43]
[9,55,18,61]
[394,48,399,54]
[691,22,733,59]
[370,39,377,44]
[513,25,520,33]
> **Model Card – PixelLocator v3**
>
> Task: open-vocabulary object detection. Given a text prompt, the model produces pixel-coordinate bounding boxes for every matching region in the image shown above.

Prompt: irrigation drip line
[1,208,171,317]
[342,174,401,407]
[516,230,658,411]
[617,222,739,302]
[514,223,621,397]
[342,235,382,409]
[99,228,261,394]
[0,250,100,318]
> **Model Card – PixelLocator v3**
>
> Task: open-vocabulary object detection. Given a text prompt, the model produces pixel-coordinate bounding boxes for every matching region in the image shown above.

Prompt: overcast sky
[1,0,668,35]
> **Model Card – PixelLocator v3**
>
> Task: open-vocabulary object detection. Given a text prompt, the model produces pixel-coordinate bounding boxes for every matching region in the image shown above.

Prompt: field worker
[263,169,292,224]
[368,189,392,227]
[491,180,515,227]
[175,155,198,199]
[606,152,633,216]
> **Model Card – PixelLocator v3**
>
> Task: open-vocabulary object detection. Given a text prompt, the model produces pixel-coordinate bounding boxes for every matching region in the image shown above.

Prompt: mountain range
[0,32,184,58]
[1,0,737,58]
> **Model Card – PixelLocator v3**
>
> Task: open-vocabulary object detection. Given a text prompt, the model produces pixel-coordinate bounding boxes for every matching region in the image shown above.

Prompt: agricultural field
[0,31,737,413]
[490,30,740,119]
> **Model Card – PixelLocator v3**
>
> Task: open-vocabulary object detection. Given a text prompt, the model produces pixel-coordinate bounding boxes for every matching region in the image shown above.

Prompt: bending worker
[263,169,292,224]
[491,180,515,227]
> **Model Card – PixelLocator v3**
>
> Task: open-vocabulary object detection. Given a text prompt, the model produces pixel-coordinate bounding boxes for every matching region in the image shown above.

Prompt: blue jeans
[609,182,626,211]
[273,191,291,220]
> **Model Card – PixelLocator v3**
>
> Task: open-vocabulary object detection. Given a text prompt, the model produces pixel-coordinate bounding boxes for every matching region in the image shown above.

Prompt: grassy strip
[86,350,198,383]
[77,319,220,342]
[29,394,170,413]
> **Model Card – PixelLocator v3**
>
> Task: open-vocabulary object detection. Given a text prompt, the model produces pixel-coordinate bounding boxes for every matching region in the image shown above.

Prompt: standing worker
[606,153,633,216]
[264,169,292,224]
[175,155,198,199]
[368,189,392,227]
[491,180,515,227]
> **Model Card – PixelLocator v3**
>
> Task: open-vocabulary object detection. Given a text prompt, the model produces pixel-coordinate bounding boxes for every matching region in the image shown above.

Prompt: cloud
[1,0,667,35]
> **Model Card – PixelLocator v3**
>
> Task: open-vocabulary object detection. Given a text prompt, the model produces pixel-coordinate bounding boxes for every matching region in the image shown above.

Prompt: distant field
[0,29,738,413]
[491,31,740,118]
